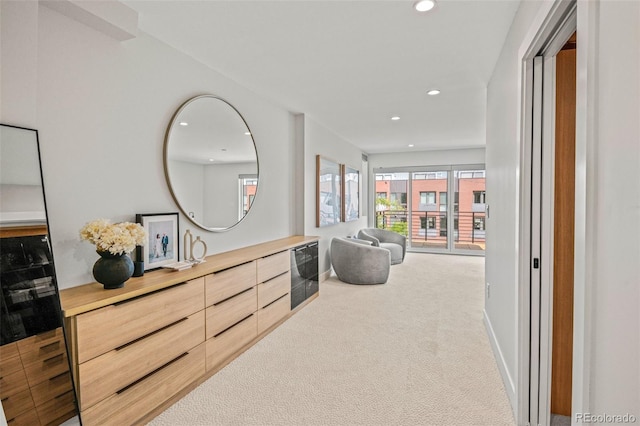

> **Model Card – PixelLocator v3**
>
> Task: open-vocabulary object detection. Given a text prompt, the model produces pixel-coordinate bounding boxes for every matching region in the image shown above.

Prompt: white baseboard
[320,269,331,282]
[483,309,517,415]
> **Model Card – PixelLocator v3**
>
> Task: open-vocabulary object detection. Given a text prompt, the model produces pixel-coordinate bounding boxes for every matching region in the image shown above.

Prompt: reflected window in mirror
[164,95,259,232]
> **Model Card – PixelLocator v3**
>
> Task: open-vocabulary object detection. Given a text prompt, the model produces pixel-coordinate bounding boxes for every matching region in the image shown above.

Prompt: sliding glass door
[374,165,485,255]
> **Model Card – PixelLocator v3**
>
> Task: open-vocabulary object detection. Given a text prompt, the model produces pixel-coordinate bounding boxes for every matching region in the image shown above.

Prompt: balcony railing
[375,210,485,250]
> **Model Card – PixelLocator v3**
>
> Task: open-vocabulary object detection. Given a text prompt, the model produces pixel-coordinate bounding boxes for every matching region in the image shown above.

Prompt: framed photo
[342,165,359,222]
[316,155,342,227]
[136,213,179,271]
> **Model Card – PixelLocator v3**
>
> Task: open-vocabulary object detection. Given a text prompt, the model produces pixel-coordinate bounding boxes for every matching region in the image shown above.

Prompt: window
[390,192,407,205]
[420,191,436,204]
[376,192,387,200]
[439,192,447,212]
[473,191,486,204]
[440,216,447,237]
[420,216,436,229]
[474,217,485,230]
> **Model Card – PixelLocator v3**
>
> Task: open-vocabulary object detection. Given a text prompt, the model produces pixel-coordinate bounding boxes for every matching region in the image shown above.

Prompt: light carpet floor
[148,253,515,426]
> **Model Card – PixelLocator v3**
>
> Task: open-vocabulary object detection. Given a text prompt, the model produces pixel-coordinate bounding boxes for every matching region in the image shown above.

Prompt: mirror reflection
[0,124,78,424]
[164,95,259,231]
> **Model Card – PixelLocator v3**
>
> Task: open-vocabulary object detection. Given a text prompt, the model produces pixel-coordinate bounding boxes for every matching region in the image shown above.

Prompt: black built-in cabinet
[290,242,318,309]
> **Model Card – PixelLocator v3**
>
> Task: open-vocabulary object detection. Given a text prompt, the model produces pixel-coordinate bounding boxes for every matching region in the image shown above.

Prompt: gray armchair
[357,228,406,265]
[330,237,390,285]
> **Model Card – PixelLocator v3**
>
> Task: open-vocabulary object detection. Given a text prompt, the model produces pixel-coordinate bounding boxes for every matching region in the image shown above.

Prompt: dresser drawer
[258,293,291,335]
[257,251,289,283]
[205,261,256,306]
[22,350,69,388]
[35,389,76,426]
[16,327,64,355]
[20,336,66,366]
[30,370,73,406]
[75,278,204,363]
[0,369,29,399]
[1,388,34,422]
[258,271,290,309]
[81,343,206,426]
[4,406,39,426]
[0,342,19,362]
[78,310,205,410]
[206,286,257,339]
[0,353,24,381]
[206,314,257,371]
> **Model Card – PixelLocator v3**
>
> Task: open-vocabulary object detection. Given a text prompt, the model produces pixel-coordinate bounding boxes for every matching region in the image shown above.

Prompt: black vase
[93,250,134,289]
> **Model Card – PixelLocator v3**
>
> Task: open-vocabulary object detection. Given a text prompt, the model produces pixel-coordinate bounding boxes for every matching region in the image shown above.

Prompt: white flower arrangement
[80,219,146,255]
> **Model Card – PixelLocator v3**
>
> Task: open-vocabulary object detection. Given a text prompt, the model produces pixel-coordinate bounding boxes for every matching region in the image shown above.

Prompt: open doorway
[517,2,579,425]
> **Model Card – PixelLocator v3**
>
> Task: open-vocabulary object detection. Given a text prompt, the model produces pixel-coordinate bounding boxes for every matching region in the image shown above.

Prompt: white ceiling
[124,0,521,154]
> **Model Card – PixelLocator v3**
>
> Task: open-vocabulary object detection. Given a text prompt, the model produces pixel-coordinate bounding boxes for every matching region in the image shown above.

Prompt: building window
[440,216,447,237]
[420,216,436,229]
[439,192,447,212]
[474,217,485,230]
[390,192,407,206]
[473,191,486,204]
[376,192,387,200]
[420,191,436,204]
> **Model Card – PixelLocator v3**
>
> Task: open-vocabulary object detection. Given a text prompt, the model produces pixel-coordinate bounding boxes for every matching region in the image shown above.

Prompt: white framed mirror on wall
[164,95,259,232]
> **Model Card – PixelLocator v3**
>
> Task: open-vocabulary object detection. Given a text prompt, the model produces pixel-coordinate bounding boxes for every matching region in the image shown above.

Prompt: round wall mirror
[164,95,259,231]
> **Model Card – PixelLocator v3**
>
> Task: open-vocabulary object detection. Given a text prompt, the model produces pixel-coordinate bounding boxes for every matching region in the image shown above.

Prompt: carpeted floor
[148,253,515,426]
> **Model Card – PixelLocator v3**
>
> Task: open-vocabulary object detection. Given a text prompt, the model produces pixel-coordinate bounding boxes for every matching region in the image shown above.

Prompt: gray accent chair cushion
[357,228,406,265]
[330,237,390,285]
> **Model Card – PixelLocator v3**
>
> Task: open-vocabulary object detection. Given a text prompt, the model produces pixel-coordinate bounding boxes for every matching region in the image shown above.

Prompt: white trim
[572,0,597,417]
[484,309,517,414]
[516,1,579,424]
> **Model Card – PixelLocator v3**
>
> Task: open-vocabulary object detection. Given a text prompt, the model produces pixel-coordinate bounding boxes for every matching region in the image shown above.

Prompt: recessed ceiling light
[414,0,436,13]
[391,116,401,121]
[208,158,214,162]
[244,132,251,136]
[179,122,188,126]
[408,144,415,148]
[427,89,441,96]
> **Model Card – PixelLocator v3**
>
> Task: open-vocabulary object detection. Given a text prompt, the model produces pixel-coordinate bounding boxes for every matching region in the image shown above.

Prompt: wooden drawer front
[0,369,29,399]
[23,350,69,388]
[0,342,19,361]
[0,354,24,380]
[206,314,257,371]
[205,261,256,306]
[35,389,76,426]
[258,271,291,309]
[30,370,73,406]
[258,293,291,335]
[2,388,34,421]
[257,251,290,283]
[78,310,204,410]
[206,287,257,339]
[20,336,66,366]
[17,327,64,355]
[76,278,204,364]
[4,406,39,426]
[81,343,206,426]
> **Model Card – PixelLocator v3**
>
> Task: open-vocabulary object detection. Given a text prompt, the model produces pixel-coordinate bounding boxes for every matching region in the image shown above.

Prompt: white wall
[169,160,204,222]
[0,2,296,289]
[203,162,257,227]
[585,0,639,416]
[301,116,367,275]
[486,0,640,418]
[484,0,544,410]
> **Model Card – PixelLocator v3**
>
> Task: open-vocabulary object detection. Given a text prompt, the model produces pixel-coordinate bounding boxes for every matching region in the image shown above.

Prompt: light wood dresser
[59,236,318,425]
